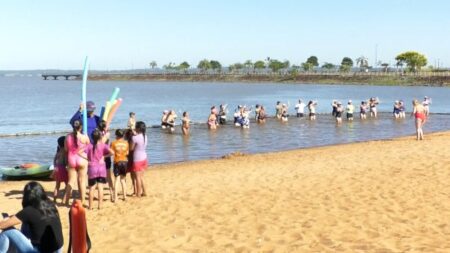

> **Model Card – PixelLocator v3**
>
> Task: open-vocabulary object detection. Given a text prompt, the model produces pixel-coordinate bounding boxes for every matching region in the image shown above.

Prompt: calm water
[1,76,450,170]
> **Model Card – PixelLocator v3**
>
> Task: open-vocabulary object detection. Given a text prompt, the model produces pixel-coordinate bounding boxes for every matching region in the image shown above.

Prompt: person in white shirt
[422,96,431,116]
[294,99,306,118]
[346,100,355,121]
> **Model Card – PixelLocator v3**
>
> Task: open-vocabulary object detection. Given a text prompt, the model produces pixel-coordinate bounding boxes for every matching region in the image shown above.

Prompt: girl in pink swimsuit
[63,120,90,205]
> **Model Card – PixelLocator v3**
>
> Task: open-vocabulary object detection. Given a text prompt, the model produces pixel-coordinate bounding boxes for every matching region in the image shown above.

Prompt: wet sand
[1,131,450,252]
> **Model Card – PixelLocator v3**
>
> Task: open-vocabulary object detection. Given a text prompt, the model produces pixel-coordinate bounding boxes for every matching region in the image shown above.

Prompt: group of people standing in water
[157,96,430,141]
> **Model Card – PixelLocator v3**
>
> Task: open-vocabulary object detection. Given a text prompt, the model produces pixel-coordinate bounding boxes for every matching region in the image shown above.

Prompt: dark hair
[92,129,102,152]
[72,120,82,147]
[183,111,187,117]
[98,120,107,132]
[135,121,146,143]
[129,112,135,117]
[115,129,124,138]
[57,136,65,152]
[22,182,58,218]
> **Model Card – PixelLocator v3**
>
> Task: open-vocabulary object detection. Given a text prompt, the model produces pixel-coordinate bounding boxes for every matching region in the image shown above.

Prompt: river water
[1,76,449,170]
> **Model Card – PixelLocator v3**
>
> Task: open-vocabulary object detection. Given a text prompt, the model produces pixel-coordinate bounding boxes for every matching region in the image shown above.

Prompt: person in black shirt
[0,181,63,253]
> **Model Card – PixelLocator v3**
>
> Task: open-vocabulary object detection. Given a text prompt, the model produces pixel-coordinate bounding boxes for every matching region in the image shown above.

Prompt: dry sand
[1,132,450,252]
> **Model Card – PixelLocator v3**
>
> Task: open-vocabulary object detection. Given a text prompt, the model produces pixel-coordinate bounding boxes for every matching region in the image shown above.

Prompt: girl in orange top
[111,129,129,201]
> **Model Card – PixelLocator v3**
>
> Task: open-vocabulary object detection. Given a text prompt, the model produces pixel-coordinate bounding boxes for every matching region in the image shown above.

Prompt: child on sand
[53,136,67,203]
[98,120,114,202]
[131,121,148,197]
[86,129,114,209]
[111,129,129,201]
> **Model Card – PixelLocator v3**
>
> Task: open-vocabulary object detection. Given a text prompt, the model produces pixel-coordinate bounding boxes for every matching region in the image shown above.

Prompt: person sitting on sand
[369,97,379,118]
[346,100,354,121]
[412,99,427,140]
[86,129,114,210]
[53,136,68,203]
[257,106,266,123]
[307,101,317,120]
[181,111,190,136]
[335,102,343,124]
[0,182,64,253]
[360,101,368,119]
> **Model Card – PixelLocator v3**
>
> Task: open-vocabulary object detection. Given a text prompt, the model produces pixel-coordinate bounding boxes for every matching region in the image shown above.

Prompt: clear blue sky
[0,0,448,70]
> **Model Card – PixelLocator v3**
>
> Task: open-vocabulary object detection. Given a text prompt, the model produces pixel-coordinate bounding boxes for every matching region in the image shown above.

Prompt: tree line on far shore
[149,51,435,74]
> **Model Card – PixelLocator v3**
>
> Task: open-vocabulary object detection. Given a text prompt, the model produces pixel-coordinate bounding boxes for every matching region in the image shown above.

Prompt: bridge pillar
[52,75,58,80]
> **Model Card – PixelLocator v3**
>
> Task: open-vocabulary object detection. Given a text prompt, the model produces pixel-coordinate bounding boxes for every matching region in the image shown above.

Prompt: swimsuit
[66,134,87,169]
[415,112,426,121]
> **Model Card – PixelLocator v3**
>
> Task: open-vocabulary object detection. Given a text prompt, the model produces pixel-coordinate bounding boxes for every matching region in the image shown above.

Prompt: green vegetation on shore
[87,72,450,86]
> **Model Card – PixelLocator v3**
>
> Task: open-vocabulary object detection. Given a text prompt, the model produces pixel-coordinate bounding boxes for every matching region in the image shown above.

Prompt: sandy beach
[1,131,450,252]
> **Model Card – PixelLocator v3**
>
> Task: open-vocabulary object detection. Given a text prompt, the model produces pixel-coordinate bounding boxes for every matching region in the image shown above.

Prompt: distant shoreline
[84,73,450,86]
